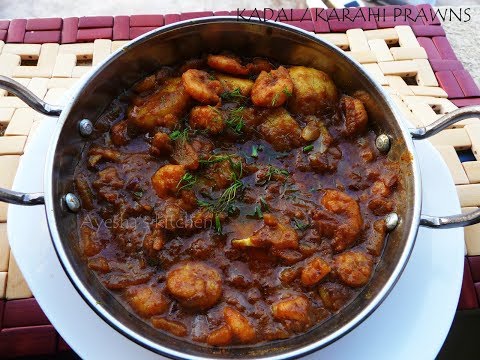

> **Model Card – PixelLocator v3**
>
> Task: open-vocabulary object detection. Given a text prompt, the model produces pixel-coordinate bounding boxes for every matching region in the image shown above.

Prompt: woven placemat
[0,4,479,357]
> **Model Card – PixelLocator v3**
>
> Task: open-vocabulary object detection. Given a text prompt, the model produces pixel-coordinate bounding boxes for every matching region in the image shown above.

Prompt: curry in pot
[74,54,399,346]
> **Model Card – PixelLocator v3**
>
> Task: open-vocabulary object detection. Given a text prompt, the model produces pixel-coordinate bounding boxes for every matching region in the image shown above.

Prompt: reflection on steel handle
[0,75,62,116]
[421,209,480,228]
[0,188,44,205]
[410,105,480,139]
[413,105,480,228]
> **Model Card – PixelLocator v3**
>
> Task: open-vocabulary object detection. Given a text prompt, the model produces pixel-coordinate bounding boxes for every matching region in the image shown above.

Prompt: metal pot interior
[45,18,420,359]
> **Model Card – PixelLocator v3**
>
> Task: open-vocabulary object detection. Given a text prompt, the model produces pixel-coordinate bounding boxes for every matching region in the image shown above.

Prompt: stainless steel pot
[0,17,479,359]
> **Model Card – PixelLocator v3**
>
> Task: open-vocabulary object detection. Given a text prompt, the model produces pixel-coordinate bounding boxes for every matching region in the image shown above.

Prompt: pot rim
[43,16,422,359]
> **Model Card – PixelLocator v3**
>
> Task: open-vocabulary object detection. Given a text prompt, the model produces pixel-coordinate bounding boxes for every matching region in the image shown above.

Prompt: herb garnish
[220,88,246,102]
[197,156,245,233]
[199,154,234,165]
[248,205,263,219]
[169,128,188,141]
[283,87,293,97]
[176,172,197,192]
[132,190,144,199]
[226,107,245,134]
[303,145,314,153]
[271,92,280,106]
[265,165,289,182]
[293,218,310,231]
[251,145,259,158]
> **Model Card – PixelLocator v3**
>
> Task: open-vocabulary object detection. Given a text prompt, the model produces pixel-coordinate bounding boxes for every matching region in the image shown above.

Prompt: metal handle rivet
[79,119,93,137]
[64,193,81,213]
[385,212,399,231]
[375,134,391,153]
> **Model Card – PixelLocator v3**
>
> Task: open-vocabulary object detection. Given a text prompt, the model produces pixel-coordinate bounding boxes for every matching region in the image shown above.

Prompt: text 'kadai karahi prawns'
[74,53,400,346]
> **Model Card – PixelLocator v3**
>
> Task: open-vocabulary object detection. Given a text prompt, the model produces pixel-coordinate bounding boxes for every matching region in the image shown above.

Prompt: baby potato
[189,106,225,134]
[287,66,338,115]
[151,164,186,199]
[126,286,169,318]
[182,69,222,105]
[334,251,373,288]
[128,77,190,129]
[251,66,294,108]
[224,306,256,343]
[259,108,302,151]
[166,261,223,310]
[216,73,254,97]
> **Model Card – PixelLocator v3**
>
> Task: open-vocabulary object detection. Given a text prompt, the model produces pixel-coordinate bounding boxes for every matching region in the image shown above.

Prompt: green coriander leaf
[303,145,314,153]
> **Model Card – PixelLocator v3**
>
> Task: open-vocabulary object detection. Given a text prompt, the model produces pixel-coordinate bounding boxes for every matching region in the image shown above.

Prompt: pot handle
[0,188,45,205]
[0,75,57,207]
[410,105,480,139]
[0,75,62,116]
[420,211,480,228]
[410,105,480,228]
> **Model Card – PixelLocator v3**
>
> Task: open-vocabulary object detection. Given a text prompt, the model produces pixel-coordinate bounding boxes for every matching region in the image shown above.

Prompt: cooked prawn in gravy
[74,54,400,346]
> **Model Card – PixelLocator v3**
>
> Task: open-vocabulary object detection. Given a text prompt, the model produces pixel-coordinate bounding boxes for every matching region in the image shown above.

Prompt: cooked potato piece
[340,95,368,136]
[149,132,173,157]
[75,175,94,210]
[216,73,254,97]
[80,225,102,257]
[259,108,302,151]
[93,167,124,190]
[87,256,110,273]
[246,58,273,74]
[128,77,190,129]
[287,66,337,115]
[151,164,186,199]
[110,120,130,146]
[151,317,188,337]
[126,286,169,317]
[334,251,373,287]
[207,54,249,75]
[189,106,225,134]
[170,138,199,171]
[365,219,387,256]
[202,155,243,190]
[143,228,166,258]
[224,306,256,343]
[166,261,222,310]
[251,66,294,108]
[271,295,311,325]
[182,69,222,104]
[133,74,156,93]
[207,325,233,346]
[301,257,331,286]
[321,189,363,252]
[88,146,122,164]
[232,214,299,250]
[318,282,354,311]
